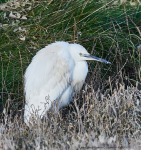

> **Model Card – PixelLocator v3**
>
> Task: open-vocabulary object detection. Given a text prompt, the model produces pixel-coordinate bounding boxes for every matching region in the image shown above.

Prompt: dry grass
[0,83,141,149]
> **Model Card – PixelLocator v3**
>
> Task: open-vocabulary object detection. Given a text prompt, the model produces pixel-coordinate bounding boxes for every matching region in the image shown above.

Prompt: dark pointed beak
[83,54,111,64]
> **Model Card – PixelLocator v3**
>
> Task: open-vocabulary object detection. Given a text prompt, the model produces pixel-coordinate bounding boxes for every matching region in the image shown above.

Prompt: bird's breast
[72,61,88,92]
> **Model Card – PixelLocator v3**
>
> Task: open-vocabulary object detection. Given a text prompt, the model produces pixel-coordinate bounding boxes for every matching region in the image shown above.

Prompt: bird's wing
[24,42,74,114]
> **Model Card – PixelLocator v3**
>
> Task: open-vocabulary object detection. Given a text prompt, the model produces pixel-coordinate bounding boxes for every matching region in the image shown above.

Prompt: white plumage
[24,41,110,126]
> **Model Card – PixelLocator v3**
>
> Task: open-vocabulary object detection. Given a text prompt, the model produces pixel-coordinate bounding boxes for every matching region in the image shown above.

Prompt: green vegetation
[0,0,141,149]
[0,0,6,3]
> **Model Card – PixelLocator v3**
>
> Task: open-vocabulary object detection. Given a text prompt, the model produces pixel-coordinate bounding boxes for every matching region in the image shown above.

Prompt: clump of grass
[0,83,141,149]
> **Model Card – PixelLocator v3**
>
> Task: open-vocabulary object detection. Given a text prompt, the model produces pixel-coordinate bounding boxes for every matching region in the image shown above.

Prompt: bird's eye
[79,53,82,56]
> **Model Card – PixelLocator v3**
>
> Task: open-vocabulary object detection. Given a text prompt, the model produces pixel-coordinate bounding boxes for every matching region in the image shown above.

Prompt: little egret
[24,41,110,126]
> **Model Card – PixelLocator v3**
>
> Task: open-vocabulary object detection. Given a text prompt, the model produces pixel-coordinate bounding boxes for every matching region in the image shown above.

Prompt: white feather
[24,41,110,125]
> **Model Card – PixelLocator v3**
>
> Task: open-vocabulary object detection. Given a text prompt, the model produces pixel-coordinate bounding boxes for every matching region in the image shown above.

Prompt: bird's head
[69,43,111,64]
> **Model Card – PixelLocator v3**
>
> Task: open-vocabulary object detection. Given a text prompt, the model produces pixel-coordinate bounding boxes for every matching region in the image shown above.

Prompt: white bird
[24,41,110,126]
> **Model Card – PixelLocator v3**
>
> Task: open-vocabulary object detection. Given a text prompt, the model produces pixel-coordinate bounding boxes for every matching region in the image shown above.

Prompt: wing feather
[24,42,74,119]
